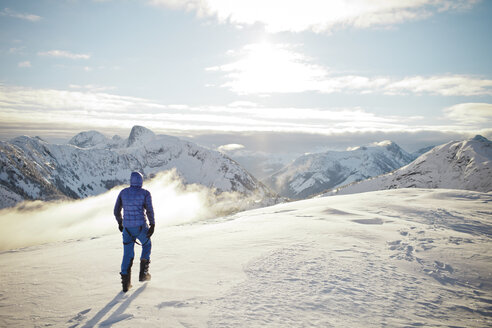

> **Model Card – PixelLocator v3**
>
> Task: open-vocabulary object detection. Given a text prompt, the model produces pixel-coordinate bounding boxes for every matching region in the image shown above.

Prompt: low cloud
[38,50,91,60]
[149,0,478,33]
[444,103,492,124]
[218,144,245,152]
[1,8,41,22]
[370,140,394,147]
[0,170,263,251]
[188,130,490,155]
[0,85,489,144]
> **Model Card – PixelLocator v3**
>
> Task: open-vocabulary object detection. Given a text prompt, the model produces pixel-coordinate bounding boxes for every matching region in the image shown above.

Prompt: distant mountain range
[263,140,417,199]
[2,128,488,209]
[0,126,275,209]
[323,135,492,196]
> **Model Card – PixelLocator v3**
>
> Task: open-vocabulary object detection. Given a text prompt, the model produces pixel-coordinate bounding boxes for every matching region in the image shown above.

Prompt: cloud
[0,85,390,133]
[0,85,489,144]
[0,85,150,113]
[9,47,25,54]
[18,61,31,68]
[218,143,245,152]
[385,76,492,96]
[228,101,258,108]
[188,130,490,155]
[149,0,478,33]
[38,50,91,60]
[1,8,41,22]
[208,42,327,95]
[208,42,492,96]
[443,103,492,124]
[69,84,117,92]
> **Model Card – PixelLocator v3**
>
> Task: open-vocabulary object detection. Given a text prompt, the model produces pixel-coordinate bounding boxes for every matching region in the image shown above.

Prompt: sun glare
[224,41,325,94]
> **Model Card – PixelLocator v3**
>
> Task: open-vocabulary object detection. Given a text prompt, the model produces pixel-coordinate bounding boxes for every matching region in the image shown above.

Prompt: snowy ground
[0,188,491,327]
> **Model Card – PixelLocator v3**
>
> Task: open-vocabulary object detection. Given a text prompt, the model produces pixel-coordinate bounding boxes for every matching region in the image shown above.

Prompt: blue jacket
[114,172,155,228]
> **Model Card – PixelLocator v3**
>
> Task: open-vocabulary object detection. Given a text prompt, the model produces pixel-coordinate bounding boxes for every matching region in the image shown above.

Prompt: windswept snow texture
[0,126,274,208]
[0,189,491,327]
[265,140,414,199]
[327,135,492,196]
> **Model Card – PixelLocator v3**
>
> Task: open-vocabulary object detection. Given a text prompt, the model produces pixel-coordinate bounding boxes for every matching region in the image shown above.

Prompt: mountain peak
[372,140,401,152]
[471,135,490,143]
[127,126,155,147]
[69,130,109,148]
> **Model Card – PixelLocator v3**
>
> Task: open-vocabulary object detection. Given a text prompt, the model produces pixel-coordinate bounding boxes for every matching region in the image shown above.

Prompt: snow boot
[120,273,131,292]
[121,258,133,292]
[139,259,151,282]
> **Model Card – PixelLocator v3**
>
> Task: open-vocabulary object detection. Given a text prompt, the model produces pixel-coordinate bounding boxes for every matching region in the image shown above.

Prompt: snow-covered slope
[0,126,275,208]
[264,140,414,199]
[411,145,435,159]
[0,188,490,327]
[327,135,492,196]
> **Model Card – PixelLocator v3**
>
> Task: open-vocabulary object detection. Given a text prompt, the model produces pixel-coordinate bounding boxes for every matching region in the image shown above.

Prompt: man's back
[114,172,155,228]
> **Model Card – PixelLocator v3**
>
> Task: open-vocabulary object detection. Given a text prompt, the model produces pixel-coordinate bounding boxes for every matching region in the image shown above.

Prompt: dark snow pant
[121,225,151,274]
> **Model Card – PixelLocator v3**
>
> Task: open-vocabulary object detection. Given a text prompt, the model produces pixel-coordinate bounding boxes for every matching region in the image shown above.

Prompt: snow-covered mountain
[326,135,492,196]
[264,140,415,199]
[0,126,275,208]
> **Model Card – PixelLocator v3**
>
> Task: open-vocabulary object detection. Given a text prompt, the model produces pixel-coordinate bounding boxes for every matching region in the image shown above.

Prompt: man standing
[114,171,155,292]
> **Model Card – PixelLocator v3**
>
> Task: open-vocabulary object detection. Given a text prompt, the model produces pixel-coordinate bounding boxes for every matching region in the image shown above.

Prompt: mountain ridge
[264,140,416,199]
[0,126,276,209]
[323,135,492,196]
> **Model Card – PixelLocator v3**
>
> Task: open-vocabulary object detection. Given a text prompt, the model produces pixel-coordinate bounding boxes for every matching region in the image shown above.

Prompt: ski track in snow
[0,188,491,327]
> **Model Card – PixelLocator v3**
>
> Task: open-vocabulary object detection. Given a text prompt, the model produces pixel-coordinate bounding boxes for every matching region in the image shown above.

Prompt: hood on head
[130,171,143,187]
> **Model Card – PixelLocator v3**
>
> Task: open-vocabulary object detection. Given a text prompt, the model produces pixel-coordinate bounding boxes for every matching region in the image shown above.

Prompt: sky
[0,0,491,153]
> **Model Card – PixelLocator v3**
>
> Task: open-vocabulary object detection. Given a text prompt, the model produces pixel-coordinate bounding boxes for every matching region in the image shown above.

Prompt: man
[114,171,155,292]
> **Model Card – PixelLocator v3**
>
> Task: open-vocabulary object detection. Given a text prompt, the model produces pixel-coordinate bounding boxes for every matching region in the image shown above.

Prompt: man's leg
[137,225,152,281]
[121,228,136,274]
[120,227,138,292]
[137,225,152,260]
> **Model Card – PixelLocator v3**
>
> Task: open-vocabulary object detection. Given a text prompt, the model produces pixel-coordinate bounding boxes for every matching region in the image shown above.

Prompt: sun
[223,41,325,95]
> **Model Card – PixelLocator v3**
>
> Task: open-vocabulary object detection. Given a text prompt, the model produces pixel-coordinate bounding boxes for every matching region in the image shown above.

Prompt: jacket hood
[130,171,143,187]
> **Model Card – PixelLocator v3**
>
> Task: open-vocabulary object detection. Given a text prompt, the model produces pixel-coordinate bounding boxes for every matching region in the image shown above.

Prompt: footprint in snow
[67,308,91,327]
[351,218,384,225]
[156,300,188,309]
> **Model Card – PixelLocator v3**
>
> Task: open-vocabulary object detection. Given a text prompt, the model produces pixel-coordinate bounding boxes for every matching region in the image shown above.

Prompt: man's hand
[147,224,155,238]
[118,220,123,232]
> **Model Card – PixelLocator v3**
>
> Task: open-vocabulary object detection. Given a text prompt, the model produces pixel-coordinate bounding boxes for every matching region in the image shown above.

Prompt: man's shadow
[81,284,147,327]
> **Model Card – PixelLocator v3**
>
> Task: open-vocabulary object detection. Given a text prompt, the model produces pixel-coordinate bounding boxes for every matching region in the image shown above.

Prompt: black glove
[118,220,123,232]
[147,224,155,238]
